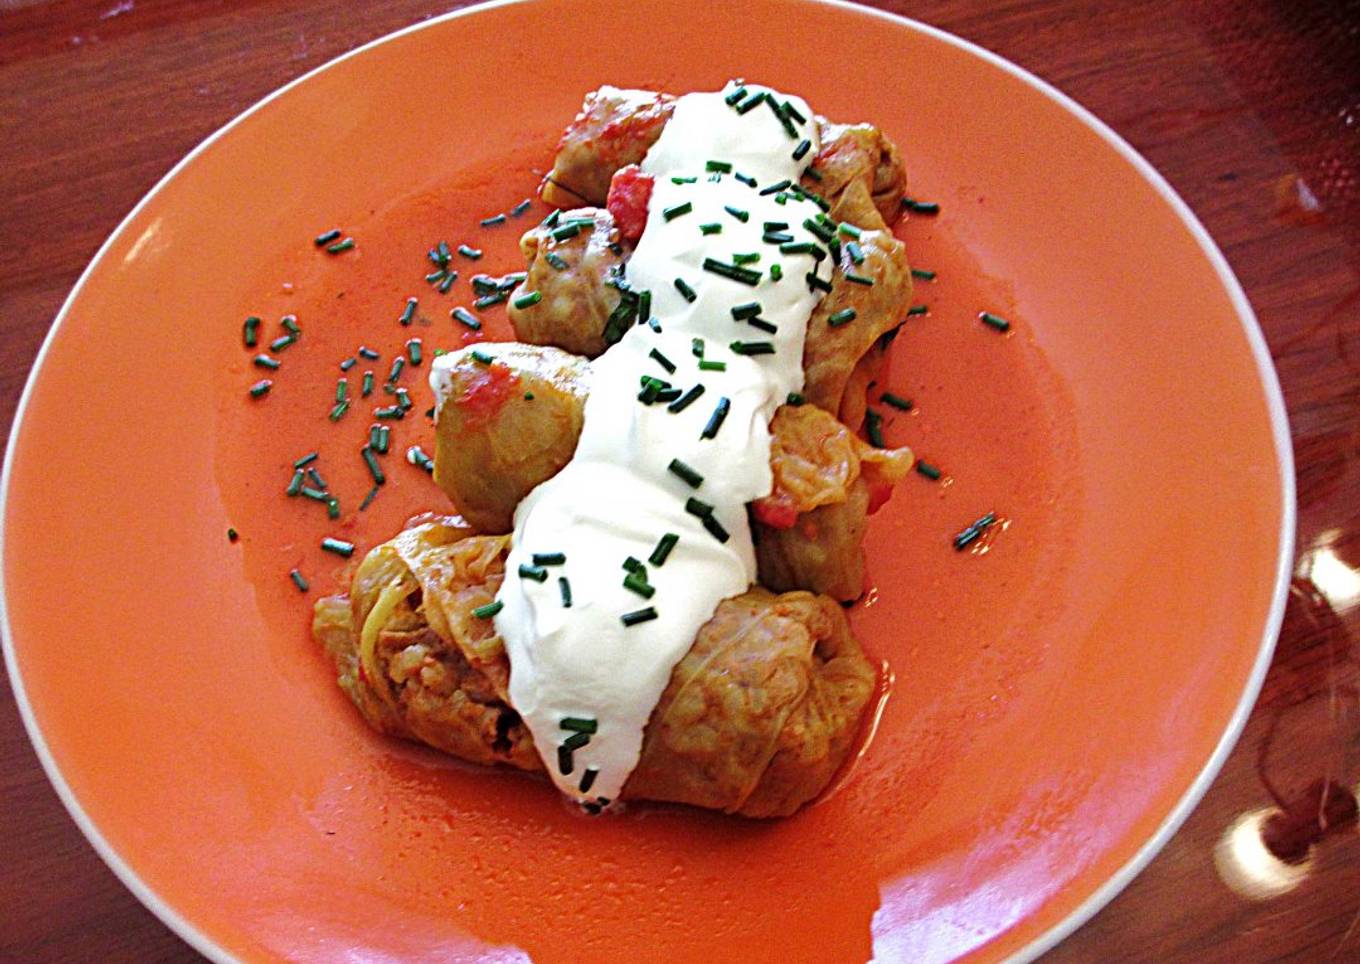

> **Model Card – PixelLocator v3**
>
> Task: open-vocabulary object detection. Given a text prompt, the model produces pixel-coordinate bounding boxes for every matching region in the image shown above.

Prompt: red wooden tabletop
[2,1,1357,960]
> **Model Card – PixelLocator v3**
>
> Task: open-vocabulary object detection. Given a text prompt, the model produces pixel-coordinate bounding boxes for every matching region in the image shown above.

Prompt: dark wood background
[2,0,1358,960]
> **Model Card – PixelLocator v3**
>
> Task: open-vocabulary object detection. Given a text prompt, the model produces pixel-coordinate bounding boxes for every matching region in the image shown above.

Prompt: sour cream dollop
[434,84,833,805]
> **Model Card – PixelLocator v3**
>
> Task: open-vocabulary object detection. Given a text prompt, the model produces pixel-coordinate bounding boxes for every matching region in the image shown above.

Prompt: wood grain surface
[2,1,1357,960]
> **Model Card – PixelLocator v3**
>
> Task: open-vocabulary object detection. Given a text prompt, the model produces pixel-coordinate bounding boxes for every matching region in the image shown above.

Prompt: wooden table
[2,1,1357,959]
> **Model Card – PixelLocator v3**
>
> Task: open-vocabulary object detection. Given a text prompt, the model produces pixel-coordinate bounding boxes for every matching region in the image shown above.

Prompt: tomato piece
[457,362,520,427]
[753,494,800,530]
[607,164,654,243]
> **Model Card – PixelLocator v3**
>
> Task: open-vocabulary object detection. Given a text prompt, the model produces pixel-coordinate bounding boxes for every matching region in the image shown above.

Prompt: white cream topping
[433,84,831,805]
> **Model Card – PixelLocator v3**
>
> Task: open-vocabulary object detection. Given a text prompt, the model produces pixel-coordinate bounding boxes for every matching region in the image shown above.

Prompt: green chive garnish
[734,172,757,187]
[807,272,833,293]
[339,357,356,371]
[804,166,824,182]
[545,251,569,270]
[480,213,507,227]
[623,556,644,574]
[268,335,295,352]
[702,258,762,286]
[427,270,447,284]
[532,552,566,566]
[762,231,794,244]
[511,198,532,217]
[314,228,341,246]
[911,268,936,281]
[551,222,581,242]
[280,315,301,336]
[735,90,766,114]
[321,537,354,557]
[623,572,655,599]
[326,237,355,254]
[518,563,548,582]
[620,606,658,627]
[513,290,542,309]
[730,340,774,355]
[685,496,713,518]
[731,302,762,320]
[780,241,816,255]
[782,100,806,124]
[667,459,704,488]
[253,354,280,370]
[473,292,506,309]
[700,222,723,235]
[828,308,857,327]
[792,139,811,161]
[980,311,1011,332]
[561,716,597,733]
[668,384,705,413]
[770,264,783,281]
[356,446,383,484]
[953,512,997,550]
[563,730,591,752]
[758,179,791,196]
[358,486,379,511]
[472,600,503,619]
[663,201,692,221]
[333,379,347,403]
[732,252,761,265]
[698,359,727,372]
[845,239,866,262]
[558,576,572,608]
[242,316,260,347]
[674,277,697,302]
[398,297,418,326]
[691,338,705,358]
[916,460,942,480]
[289,569,309,592]
[578,767,597,792]
[470,349,495,365]
[406,446,434,472]
[387,358,405,385]
[701,397,730,439]
[439,272,458,294]
[361,371,375,397]
[747,317,777,334]
[844,272,874,286]
[293,452,318,468]
[724,85,748,105]
[701,513,729,542]
[902,197,940,215]
[649,533,679,566]
[373,406,404,420]
[880,392,913,411]
[907,304,929,317]
[649,348,676,374]
[457,243,482,260]
[866,409,885,447]
[300,486,327,501]
[249,379,272,398]
[706,159,733,173]
[326,497,340,519]
[785,392,804,406]
[286,468,305,496]
[451,306,482,330]
[542,210,561,229]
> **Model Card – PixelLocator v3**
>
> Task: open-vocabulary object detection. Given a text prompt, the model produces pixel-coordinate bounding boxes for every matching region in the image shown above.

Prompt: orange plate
[0,1,1293,961]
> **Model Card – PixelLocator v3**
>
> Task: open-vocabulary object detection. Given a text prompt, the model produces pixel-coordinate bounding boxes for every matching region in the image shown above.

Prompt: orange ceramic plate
[1,1,1292,961]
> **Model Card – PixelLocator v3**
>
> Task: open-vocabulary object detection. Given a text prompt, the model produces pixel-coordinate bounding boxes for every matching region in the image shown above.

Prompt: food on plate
[315,81,917,816]
[315,519,876,817]
[429,344,910,600]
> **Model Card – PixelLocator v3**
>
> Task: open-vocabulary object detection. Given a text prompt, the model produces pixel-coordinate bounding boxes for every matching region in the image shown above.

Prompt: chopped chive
[762,231,795,244]
[828,308,857,327]
[648,348,676,374]
[470,349,495,365]
[300,486,328,501]
[558,576,573,608]
[980,311,1011,332]
[671,175,697,184]
[764,94,799,138]
[472,600,503,619]
[698,359,727,372]
[724,85,748,105]
[286,468,305,496]
[395,388,413,411]
[513,290,542,310]
[747,317,777,334]
[280,315,301,336]
[866,409,885,447]
[758,179,791,196]
[902,197,941,215]
[621,606,658,627]
[770,264,783,281]
[649,533,679,566]
[357,485,379,511]
[550,222,581,242]
[426,270,447,284]
[723,206,750,225]
[373,406,404,420]
[387,357,405,385]
[473,292,506,310]
[368,424,383,452]
[623,572,656,599]
[685,496,714,518]
[907,304,929,317]
[803,217,836,243]
[733,172,757,187]
[911,268,936,281]
[326,237,355,254]
[792,138,811,161]
[451,306,482,330]
[359,446,385,485]
[804,165,824,182]
[674,277,697,302]
[457,244,482,260]
[691,337,705,358]
[398,297,418,326]
[844,272,874,286]
[557,744,575,776]
[732,252,761,265]
[326,497,341,519]
[242,316,260,347]
[578,767,597,792]
[701,397,731,440]
[438,271,459,294]
[735,90,766,114]
[321,537,354,557]
[700,222,723,236]
[268,335,295,352]
[845,240,866,263]
[916,460,942,481]
[532,552,566,566]
[289,569,309,592]
[563,730,591,753]
[253,354,280,370]
[668,384,705,413]
[332,378,347,403]
[249,379,272,398]
[953,512,997,550]
[702,258,762,286]
[780,241,816,255]
[314,228,341,246]
[518,563,549,582]
[730,340,775,355]
[706,159,733,173]
[304,465,326,491]
[701,514,730,543]
[807,272,833,293]
[561,716,597,734]
[480,213,507,227]
[360,371,374,397]
[662,201,693,222]
[340,357,356,371]
[731,301,762,320]
[667,458,704,488]
[472,275,499,295]
[355,347,378,362]
[785,392,805,406]
[637,290,652,327]
[622,556,645,574]
[403,339,422,367]
[293,451,318,469]
[226,527,239,542]
[406,445,434,472]
[511,198,532,217]
[542,210,561,229]
[544,251,569,271]
[783,100,807,123]
[880,392,913,411]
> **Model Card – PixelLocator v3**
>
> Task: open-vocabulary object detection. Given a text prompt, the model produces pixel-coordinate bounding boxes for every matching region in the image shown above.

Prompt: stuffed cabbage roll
[750,404,913,601]
[431,343,590,534]
[314,521,877,818]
